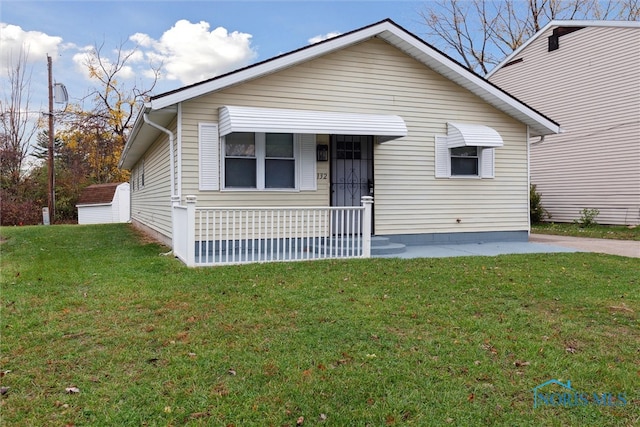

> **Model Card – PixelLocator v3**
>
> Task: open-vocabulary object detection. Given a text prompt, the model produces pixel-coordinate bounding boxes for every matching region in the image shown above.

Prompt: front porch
[172,196,374,267]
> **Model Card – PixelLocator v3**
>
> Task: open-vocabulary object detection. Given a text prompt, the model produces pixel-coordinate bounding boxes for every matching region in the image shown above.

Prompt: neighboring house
[76,182,130,225]
[119,19,560,266]
[487,20,640,226]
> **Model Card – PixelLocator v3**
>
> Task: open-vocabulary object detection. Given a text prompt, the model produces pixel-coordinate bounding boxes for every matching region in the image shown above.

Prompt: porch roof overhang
[219,106,407,142]
[446,122,504,148]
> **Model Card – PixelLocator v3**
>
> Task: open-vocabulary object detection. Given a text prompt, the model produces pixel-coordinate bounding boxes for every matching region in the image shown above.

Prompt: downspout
[143,113,176,199]
[527,126,531,236]
[176,103,182,200]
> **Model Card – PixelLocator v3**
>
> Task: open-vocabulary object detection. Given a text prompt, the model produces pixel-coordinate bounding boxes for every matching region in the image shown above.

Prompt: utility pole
[47,54,55,224]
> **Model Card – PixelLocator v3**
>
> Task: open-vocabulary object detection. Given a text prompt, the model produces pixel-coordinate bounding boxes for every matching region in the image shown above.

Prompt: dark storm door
[330,135,373,233]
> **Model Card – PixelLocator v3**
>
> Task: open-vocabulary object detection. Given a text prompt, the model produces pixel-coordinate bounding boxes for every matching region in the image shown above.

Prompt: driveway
[529,234,640,258]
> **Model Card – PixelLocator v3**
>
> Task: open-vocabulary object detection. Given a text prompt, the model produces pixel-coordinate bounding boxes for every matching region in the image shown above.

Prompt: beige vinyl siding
[490,26,640,225]
[177,38,529,236]
[130,120,176,241]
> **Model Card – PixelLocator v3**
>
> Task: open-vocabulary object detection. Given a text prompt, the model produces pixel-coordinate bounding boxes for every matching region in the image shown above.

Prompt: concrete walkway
[529,234,640,258]
[374,234,639,259]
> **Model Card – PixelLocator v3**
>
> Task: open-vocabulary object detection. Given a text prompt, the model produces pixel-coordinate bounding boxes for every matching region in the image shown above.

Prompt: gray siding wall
[490,26,640,225]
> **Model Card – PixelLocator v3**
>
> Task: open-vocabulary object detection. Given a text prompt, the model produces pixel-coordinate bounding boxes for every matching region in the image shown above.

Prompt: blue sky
[1,0,428,110]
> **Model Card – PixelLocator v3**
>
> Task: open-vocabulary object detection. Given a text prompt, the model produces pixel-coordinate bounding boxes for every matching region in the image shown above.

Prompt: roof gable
[487,20,640,78]
[121,19,562,169]
[77,183,122,205]
[147,19,558,136]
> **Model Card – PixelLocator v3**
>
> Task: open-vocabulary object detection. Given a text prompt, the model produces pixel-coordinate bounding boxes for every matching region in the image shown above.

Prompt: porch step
[371,236,406,255]
[313,236,406,256]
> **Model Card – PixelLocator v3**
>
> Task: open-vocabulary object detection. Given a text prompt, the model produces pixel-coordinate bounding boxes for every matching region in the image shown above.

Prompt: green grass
[1,224,638,426]
[532,222,640,240]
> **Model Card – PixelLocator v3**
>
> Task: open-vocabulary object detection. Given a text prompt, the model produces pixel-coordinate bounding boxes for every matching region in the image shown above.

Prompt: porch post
[361,196,373,258]
[185,195,197,267]
[171,195,181,256]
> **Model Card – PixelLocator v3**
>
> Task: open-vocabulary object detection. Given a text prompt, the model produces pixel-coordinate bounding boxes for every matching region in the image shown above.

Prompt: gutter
[143,113,177,199]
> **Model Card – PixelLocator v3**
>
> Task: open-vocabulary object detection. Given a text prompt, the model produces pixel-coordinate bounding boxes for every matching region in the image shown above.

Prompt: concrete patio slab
[374,240,580,259]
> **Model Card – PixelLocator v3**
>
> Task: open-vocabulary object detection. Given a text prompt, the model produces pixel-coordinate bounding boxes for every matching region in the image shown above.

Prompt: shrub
[530,184,549,223]
[574,208,600,228]
[0,190,43,226]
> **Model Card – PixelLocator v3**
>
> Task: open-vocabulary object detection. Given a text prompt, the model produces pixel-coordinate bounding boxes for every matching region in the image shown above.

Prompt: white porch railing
[172,196,373,267]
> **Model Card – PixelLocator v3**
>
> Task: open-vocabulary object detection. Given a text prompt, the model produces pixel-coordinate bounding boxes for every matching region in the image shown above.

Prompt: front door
[330,135,373,232]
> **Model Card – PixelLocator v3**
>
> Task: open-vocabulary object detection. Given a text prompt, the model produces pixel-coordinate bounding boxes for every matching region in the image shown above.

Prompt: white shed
[77,182,130,225]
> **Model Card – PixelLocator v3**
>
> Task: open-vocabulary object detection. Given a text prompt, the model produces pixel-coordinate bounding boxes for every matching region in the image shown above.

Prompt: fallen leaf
[163,406,172,413]
[319,413,327,421]
[565,346,577,354]
[296,416,304,425]
[1,370,10,377]
[0,387,9,396]
[189,412,210,419]
[65,387,80,394]
[228,368,237,376]
[514,360,530,367]
[468,393,474,402]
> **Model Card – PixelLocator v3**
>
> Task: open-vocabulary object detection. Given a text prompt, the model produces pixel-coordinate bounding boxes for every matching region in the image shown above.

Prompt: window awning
[219,106,407,142]
[446,122,503,148]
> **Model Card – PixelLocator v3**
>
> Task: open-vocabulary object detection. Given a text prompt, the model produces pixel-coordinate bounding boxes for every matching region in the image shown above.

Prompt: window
[435,136,497,179]
[265,133,295,188]
[223,132,296,190]
[434,123,502,179]
[225,132,257,188]
[140,159,145,188]
[450,146,478,176]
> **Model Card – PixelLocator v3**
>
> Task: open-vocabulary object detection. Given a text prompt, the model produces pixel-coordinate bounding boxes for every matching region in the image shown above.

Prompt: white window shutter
[434,136,450,178]
[199,123,219,191]
[480,147,495,179]
[298,134,316,190]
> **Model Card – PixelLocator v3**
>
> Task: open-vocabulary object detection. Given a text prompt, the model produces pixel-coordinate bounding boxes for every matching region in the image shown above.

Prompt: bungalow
[119,19,560,266]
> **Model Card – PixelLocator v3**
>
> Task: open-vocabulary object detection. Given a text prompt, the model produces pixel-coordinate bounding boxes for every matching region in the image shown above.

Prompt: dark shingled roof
[77,183,122,205]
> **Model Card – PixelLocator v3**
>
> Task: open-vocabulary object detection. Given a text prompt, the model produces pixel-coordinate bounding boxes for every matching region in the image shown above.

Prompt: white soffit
[219,106,408,141]
[447,122,504,148]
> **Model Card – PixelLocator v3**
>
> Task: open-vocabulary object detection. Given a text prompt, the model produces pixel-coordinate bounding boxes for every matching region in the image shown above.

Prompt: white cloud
[0,23,63,74]
[308,31,342,44]
[132,19,257,85]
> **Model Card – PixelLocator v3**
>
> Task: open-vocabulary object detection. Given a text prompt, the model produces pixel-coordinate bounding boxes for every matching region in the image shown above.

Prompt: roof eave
[119,105,177,170]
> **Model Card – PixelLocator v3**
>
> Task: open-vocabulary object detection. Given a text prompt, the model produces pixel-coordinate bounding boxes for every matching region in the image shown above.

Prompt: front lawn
[1,224,638,426]
[532,222,640,240]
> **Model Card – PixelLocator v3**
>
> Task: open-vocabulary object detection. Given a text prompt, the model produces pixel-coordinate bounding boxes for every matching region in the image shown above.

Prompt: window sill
[220,188,301,193]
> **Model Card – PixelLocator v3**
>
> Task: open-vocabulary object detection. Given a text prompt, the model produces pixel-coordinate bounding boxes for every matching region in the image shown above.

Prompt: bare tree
[419,0,640,75]
[80,40,161,146]
[0,47,40,188]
